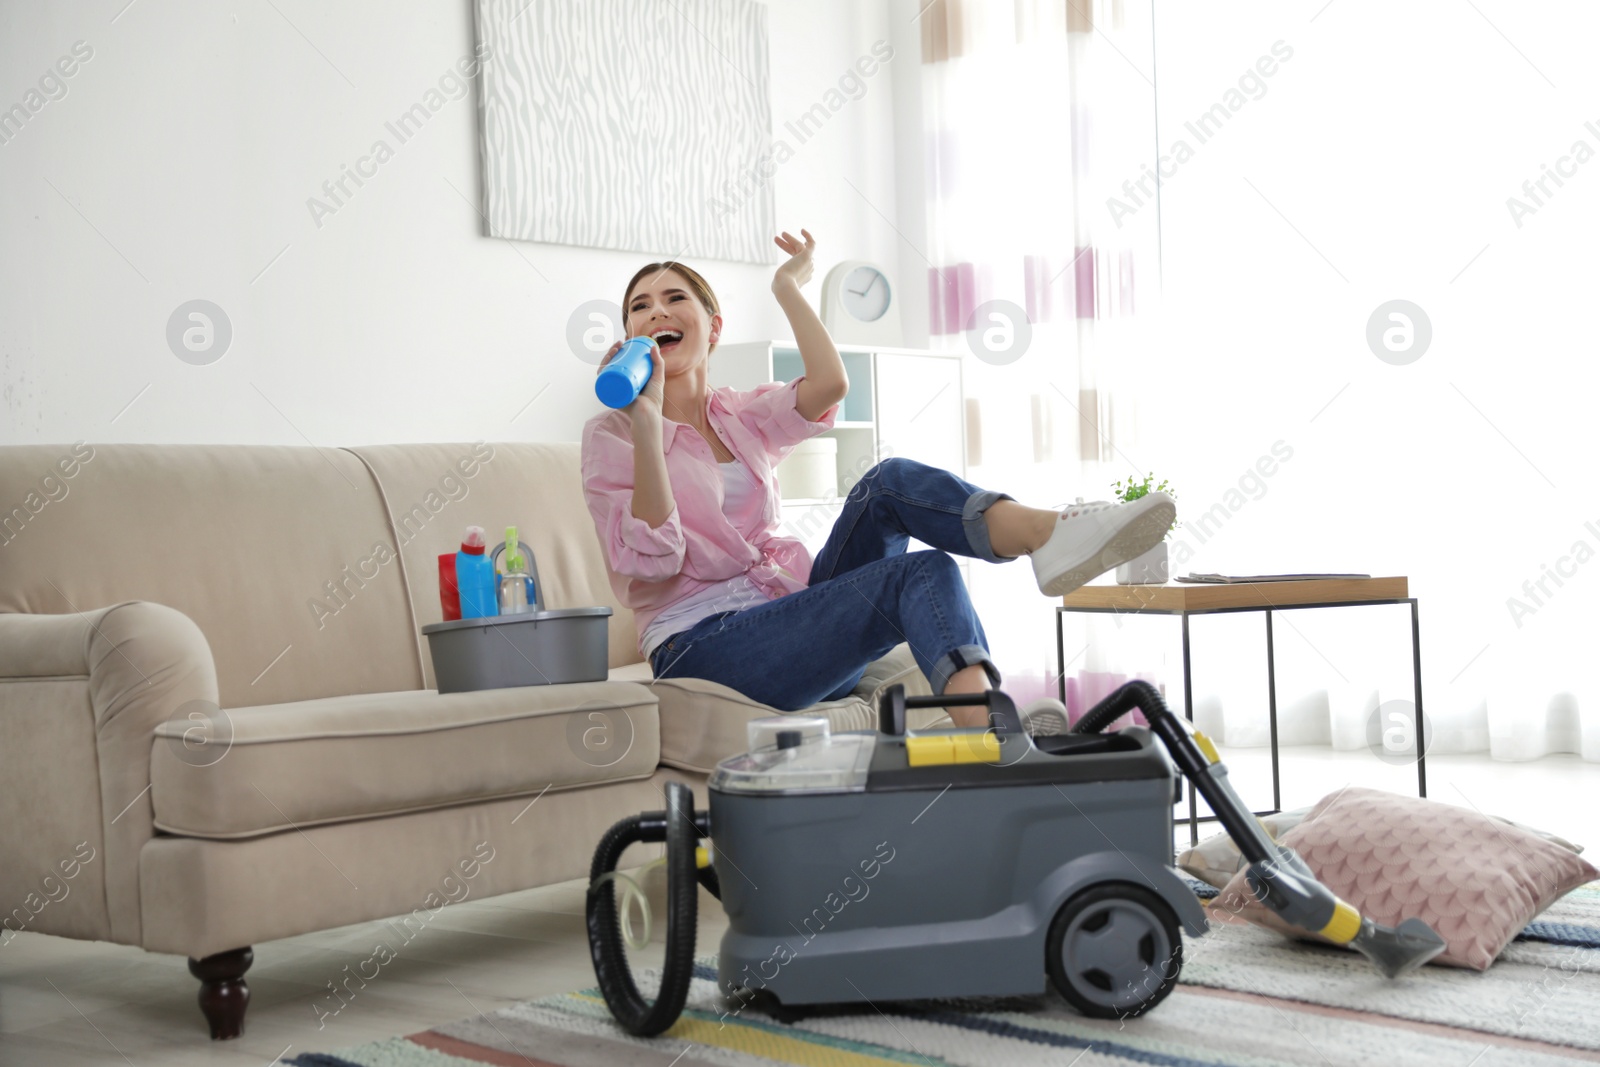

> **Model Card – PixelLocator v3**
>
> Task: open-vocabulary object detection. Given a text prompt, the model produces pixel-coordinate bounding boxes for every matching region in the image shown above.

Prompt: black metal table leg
[1265,608,1281,814]
[1410,599,1427,798]
[1182,611,1197,847]
[1057,607,1066,707]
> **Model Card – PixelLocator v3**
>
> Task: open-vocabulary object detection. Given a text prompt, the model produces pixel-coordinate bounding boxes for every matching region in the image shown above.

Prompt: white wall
[1146,0,1600,574]
[0,0,907,446]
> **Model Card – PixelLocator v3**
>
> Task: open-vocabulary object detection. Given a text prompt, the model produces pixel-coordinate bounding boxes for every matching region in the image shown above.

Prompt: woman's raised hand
[772,229,816,292]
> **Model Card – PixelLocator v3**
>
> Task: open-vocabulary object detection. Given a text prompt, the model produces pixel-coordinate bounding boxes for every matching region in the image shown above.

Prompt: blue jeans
[647,458,1018,710]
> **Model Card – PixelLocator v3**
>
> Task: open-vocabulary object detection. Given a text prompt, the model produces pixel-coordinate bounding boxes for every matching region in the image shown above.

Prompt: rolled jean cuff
[929,643,1002,697]
[961,490,1018,563]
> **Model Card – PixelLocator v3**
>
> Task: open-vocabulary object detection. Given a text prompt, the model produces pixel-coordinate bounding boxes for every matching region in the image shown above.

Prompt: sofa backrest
[0,442,635,708]
[0,444,422,708]
[346,442,637,687]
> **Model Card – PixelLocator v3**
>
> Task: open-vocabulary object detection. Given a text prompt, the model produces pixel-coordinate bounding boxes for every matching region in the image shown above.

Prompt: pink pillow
[1214,787,1598,970]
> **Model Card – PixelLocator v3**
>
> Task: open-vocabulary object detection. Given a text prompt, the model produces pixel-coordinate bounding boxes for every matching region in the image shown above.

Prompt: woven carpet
[287,881,1600,1067]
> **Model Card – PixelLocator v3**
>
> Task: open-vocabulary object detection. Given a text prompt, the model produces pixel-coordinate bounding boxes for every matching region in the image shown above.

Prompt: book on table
[1175,572,1372,584]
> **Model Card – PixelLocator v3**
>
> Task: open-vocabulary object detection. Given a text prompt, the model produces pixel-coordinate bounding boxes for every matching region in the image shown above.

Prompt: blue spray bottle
[455,525,498,620]
[594,336,659,409]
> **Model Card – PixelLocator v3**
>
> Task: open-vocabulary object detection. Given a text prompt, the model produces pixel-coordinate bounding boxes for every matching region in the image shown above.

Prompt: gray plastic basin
[421,607,613,693]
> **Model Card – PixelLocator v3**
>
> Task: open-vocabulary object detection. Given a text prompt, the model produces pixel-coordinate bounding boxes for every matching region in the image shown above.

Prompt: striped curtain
[914,0,1162,715]
[919,0,1157,476]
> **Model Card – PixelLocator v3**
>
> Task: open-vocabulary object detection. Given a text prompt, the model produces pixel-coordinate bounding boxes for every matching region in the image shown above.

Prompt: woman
[580,230,1175,730]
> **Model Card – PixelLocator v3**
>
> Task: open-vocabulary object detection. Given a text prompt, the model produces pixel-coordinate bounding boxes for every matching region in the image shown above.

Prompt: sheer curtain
[1130,4,1599,770]
[915,0,1598,766]
[916,0,1163,710]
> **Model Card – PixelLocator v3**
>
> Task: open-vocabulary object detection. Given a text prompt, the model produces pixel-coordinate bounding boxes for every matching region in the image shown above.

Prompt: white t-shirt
[640,459,769,661]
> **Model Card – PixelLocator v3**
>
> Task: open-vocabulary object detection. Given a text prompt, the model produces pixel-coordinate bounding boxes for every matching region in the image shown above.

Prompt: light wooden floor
[0,870,727,1066]
[2,749,1596,1066]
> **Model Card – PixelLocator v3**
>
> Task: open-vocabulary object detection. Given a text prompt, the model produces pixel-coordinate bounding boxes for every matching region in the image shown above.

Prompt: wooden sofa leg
[188,947,253,1039]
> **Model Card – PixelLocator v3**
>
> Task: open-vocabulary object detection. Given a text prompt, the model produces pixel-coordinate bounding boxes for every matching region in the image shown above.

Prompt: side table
[1055,577,1425,845]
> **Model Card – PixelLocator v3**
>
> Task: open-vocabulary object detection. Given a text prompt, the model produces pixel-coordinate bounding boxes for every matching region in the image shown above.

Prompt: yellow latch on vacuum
[905,730,1002,766]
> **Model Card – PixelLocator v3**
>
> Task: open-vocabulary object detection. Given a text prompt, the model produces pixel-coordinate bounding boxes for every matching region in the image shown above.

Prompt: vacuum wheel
[1046,882,1181,1019]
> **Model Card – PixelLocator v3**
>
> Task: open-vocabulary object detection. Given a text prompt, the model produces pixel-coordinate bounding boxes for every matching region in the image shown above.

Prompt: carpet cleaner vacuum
[587,681,1446,1035]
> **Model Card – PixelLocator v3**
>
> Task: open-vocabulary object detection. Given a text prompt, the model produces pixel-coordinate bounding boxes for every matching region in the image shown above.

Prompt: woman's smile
[650,328,684,354]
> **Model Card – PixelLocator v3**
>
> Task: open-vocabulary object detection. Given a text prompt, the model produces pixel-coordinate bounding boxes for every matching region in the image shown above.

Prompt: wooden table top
[1059,576,1409,613]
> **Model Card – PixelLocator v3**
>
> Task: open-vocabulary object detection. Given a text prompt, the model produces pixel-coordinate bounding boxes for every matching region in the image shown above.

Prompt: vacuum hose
[586,781,711,1037]
[1072,680,1447,978]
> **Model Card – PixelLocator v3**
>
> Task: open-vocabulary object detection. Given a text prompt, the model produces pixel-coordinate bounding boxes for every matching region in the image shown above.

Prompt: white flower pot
[1115,541,1169,585]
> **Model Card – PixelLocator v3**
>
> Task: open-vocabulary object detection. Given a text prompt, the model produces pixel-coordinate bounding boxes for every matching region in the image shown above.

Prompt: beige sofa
[0,440,936,1039]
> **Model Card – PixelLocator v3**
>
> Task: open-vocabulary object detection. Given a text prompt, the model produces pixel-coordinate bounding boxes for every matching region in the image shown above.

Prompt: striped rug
[288,881,1600,1067]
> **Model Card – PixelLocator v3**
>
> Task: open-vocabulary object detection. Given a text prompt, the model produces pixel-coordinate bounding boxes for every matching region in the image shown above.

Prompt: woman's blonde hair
[622,261,721,355]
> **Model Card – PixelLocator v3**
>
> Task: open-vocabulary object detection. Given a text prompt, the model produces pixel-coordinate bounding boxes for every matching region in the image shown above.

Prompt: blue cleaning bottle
[594,336,658,409]
[455,525,499,620]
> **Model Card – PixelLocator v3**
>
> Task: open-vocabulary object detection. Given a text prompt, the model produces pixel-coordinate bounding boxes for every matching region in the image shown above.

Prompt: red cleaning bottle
[438,552,461,621]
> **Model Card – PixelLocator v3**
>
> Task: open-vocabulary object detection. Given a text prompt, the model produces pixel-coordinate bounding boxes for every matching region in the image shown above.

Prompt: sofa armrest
[0,602,218,946]
[0,609,100,679]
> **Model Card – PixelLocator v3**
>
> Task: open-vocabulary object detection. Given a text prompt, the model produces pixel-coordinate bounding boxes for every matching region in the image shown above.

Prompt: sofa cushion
[608,661,655,683]
[651,642,944,773]
[150,681,658,839]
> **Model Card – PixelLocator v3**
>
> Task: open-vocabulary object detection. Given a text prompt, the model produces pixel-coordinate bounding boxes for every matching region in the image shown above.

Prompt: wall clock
[820,260,903,346]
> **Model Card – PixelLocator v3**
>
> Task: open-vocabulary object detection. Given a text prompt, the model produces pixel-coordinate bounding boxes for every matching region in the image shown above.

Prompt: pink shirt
[580,376,840,660]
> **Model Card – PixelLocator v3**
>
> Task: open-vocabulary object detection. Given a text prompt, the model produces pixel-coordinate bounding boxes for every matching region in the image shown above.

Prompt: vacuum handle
[879,686,906,736]
[878,683,1025,739]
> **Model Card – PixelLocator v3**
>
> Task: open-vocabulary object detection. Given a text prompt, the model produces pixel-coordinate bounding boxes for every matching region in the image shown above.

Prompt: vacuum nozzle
[1245,854,1446,978]
[1346,916,1447,979]
[1073,681,1449,980]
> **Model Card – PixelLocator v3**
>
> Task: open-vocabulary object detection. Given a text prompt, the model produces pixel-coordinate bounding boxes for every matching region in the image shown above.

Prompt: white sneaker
[1019,697,1069,737]
[1030,492,1176,597]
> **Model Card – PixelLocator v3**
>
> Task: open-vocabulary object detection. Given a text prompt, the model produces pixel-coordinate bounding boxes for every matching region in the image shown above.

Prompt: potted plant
[1110,473,1179,585]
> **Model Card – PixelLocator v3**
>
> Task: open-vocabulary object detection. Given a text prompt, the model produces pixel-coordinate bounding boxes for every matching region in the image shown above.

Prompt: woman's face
[625,268,720,375]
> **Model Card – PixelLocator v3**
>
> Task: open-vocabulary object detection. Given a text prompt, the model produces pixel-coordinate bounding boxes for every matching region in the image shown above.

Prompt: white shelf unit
[711,340,969,567]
